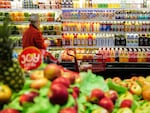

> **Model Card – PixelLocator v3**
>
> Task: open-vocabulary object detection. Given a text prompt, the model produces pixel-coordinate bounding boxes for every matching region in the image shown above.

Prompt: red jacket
[22,24,46,49]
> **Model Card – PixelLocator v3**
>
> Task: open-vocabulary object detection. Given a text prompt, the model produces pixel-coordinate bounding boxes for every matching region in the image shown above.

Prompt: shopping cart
[66,48,106,73]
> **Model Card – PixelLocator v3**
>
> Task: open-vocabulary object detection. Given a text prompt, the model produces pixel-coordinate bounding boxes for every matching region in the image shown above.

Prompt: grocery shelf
[62,19,150,22]
[60,46,150,49]
[10,21,62,25]
[61,19,123,22]
[62,31,150,34]
[62,31,125,34]
[0,8,61,12]
[62,8,150,11]
[10,35,62,38]
[44,35,62,38]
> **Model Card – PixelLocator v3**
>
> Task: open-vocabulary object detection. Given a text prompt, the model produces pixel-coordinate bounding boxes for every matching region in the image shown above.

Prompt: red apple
[120,99,133,108]
[72,87,80,99]
[52,76,70,88]
[62,71,76,84]
[59,107,77,113]
[99,97,114,112]
[19,91,39,105]
[0,108,20,113]
[105,90,118,103]
[49,83,69,105]
[90,88,104,104]
[44,64,61,80]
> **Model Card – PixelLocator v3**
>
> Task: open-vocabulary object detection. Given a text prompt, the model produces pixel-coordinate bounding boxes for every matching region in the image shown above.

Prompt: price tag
[18,47,42,70]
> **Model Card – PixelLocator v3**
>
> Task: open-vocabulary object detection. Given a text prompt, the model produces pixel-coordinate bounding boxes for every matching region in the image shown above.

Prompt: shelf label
[18,47,42,70]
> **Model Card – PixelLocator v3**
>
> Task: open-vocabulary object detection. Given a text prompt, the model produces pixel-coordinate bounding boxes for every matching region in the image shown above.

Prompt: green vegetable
[107,79,127,94]
[79,71,109,96]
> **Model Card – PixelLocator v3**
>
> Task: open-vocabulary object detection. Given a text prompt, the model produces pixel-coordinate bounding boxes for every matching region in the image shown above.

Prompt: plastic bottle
[128,48,134,62]
[110,48,115,62]
[62,33,66,46]
[137,49,142,62]
[115,48,119,62]
[81,33,85,46]
[133,48,137,62]
[146,48,150,62]
[77,34,81,46]
[73,33,78,46]
[141,48,146,62]
[93,33,96,46]
[123,48,129,62]
[84,33,88,46]
[88,34,93,46]
[70,33,74,46]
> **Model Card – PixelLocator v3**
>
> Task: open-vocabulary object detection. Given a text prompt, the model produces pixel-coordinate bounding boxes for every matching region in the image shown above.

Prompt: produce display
[0,11,61,22]
[1,63,150,113]
[0,0,61,9]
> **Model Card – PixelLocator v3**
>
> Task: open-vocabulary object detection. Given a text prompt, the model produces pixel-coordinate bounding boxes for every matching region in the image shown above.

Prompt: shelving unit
[1,0,150,76]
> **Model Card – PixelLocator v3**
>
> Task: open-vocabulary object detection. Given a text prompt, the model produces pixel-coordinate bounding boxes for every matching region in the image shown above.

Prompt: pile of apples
[1,64,150,113]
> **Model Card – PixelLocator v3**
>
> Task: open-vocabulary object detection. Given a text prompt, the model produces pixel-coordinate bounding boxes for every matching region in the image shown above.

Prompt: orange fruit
[142,90,150,101]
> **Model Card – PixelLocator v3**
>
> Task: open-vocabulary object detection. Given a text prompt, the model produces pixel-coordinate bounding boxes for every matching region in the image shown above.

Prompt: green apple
[119,91,133,102]
[129,82,142,95]
[145,76,150,82]
[134,102,150,113]
[91,107,109,113]
[116,108,133,113]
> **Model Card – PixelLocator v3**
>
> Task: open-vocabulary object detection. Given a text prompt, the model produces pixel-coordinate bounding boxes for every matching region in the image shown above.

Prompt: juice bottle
[129,48,134,62]
[88,34,93,46]
[96,22,100,32]
[148,34,150,46]
[93,0,98,8]
[106,48,111,62]
[77,22,81,31]
[73,33,78,46]
[86,22,90,32]
[67,33,71,46]
[133,48,137,62]
[77,33,81,46]
[144,34,148,46]
[115,48,119,62]
[110,48,115,62]
[84,33,88,46]
[119,48,124,62]
[70,33,74,46]
[90,22,94,32]
[123,49,129,62]
[138,34,144,46]
[93,33,96,46]
[93,22,97,32]
[137,49,142,62]
[62,33,66,46]
[142,48,146,62]
[81,33,85,46]
[146,48,150,62]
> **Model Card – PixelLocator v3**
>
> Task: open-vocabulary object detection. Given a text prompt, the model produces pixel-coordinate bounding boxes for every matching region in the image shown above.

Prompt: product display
[1,0,150,112]
[0,64,150,113]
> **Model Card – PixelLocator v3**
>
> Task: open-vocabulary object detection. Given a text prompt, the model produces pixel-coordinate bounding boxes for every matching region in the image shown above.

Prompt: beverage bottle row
[61,0,144,8]
[62,10,116,20]
[62,33,150,47]
[62,33,115,47]
[62,21,150,32]
[97,48,150,62]
[62,9,150,20]
[115,10,150,20]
